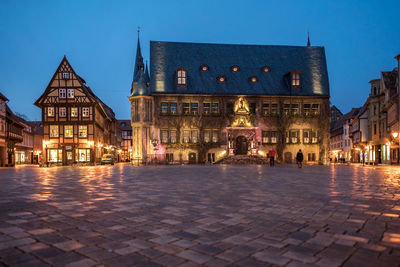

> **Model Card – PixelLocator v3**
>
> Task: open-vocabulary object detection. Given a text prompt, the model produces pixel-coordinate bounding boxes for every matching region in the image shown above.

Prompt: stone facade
[130,38,330,165]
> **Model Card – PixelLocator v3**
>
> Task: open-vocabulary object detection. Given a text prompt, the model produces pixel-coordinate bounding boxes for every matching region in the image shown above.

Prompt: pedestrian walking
[269,148,276,167]
[296,149,303,168]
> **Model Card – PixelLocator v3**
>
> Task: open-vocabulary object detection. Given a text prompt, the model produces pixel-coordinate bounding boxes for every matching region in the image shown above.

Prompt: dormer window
[200,65,209,72]
[62,72,70,79]
[291,71,301,86]
[249,76,258,83]
[177,69,187,85]
[231,65,240,72]
[262,66,271,73]
[217,76,226,83]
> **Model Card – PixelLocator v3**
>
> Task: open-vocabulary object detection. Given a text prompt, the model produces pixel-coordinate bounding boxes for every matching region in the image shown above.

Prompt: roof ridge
[150,40,324,48]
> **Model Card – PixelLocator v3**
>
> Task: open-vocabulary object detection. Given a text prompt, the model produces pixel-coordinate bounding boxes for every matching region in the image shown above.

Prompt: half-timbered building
[129,37,331,164]
[34,56,119,165]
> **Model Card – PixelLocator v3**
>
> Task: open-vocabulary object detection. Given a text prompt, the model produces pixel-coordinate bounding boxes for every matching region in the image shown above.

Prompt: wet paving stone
[0,164,400,266]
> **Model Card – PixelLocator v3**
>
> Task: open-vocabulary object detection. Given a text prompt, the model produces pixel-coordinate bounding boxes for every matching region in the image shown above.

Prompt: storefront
[46,147,93,165]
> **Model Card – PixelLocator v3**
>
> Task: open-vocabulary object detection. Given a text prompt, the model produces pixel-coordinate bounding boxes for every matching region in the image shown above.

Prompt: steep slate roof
[117,120,132,131]
[382,69,398,89]
[85,85,115,120]
[149,41,330,96]
[330,107,360,135]
[27,121,44,135]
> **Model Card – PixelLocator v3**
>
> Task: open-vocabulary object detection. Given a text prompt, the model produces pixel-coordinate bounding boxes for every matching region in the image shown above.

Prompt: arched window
[177,69,187,85]
[291,71,301,86]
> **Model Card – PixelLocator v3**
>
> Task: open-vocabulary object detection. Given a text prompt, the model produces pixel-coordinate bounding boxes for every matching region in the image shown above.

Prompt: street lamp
[392,132,399,163]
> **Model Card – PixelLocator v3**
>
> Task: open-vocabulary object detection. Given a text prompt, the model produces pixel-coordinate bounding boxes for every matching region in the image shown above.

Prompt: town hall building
[129,36,330,164]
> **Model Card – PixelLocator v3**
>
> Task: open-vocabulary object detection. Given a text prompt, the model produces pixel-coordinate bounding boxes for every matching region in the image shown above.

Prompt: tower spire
[144,60,150,85]
[133,26,144,82]
[307,32,311,47]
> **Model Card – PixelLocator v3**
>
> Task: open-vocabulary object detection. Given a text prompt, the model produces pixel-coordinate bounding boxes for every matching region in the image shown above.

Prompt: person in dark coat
[296,149,304,168]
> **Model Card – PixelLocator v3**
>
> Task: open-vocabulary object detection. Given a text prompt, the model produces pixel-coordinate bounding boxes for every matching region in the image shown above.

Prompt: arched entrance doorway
[236,136,248,155]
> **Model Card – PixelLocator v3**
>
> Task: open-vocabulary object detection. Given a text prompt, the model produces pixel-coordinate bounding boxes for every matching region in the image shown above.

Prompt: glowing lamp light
[87,141,94,147]
[392,132,399,138]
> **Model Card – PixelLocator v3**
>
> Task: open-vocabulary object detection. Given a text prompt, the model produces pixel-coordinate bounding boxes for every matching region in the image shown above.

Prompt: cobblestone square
[0,164,400,266]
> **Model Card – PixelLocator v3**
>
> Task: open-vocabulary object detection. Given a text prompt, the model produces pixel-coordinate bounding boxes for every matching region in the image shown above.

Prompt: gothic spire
[307,32,311,47]
[133,27,144,82]
[144,60,150,85]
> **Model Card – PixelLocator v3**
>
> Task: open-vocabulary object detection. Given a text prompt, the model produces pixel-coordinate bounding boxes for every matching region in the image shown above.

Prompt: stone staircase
[216,155,269,165]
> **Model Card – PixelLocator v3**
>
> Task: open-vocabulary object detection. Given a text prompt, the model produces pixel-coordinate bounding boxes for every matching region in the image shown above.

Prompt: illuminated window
[64,125,73,138]
[59,107,66,117]
[161,102,168,114]
[291,104,299,115]
[212,131,218,143]
[67,89,74,99]
[50,125,59,137]
[47,149,62,162]
[170,130,177,143]
[161,130,168,143]
[183,130,190,143]
[200,65,209,71]
[183,102,198,115]
[262,103,270,116]
[291,71,301,86]
[161,129,177,143]
[303,104,311,115]
[231,65,239,72]
[177,69,187,85]
[170,103,177,114]
[262,131,277,144]
[217,76,226,83]
[262,66,271,73]
[79,125,87,138]
[311,104,320,115]
[203,129,218,143]
[59,89,66,99]
[204,130,210,143]
[211,103,219,114]
[48,107,55,117]
[203,103,210,115]
[192,131,198,143]
[82,107,89,117]
[71,107,78,117]
[62,72,70,79]
[250,76,258,83]
[76,149,90,162]
[161,102,177,115]
[263,103,278,116]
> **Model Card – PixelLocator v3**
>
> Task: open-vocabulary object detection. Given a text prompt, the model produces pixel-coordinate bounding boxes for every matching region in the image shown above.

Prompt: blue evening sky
[0,0,399,120]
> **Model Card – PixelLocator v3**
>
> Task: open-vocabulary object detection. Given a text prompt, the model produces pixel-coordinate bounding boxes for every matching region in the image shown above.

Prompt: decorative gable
[34,56,95,106]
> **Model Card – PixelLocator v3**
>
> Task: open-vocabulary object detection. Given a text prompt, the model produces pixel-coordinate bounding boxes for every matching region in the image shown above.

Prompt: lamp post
[393,132,399,164]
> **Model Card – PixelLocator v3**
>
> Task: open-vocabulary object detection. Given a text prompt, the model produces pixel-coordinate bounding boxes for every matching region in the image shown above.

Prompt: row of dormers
[175,68,301,86]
